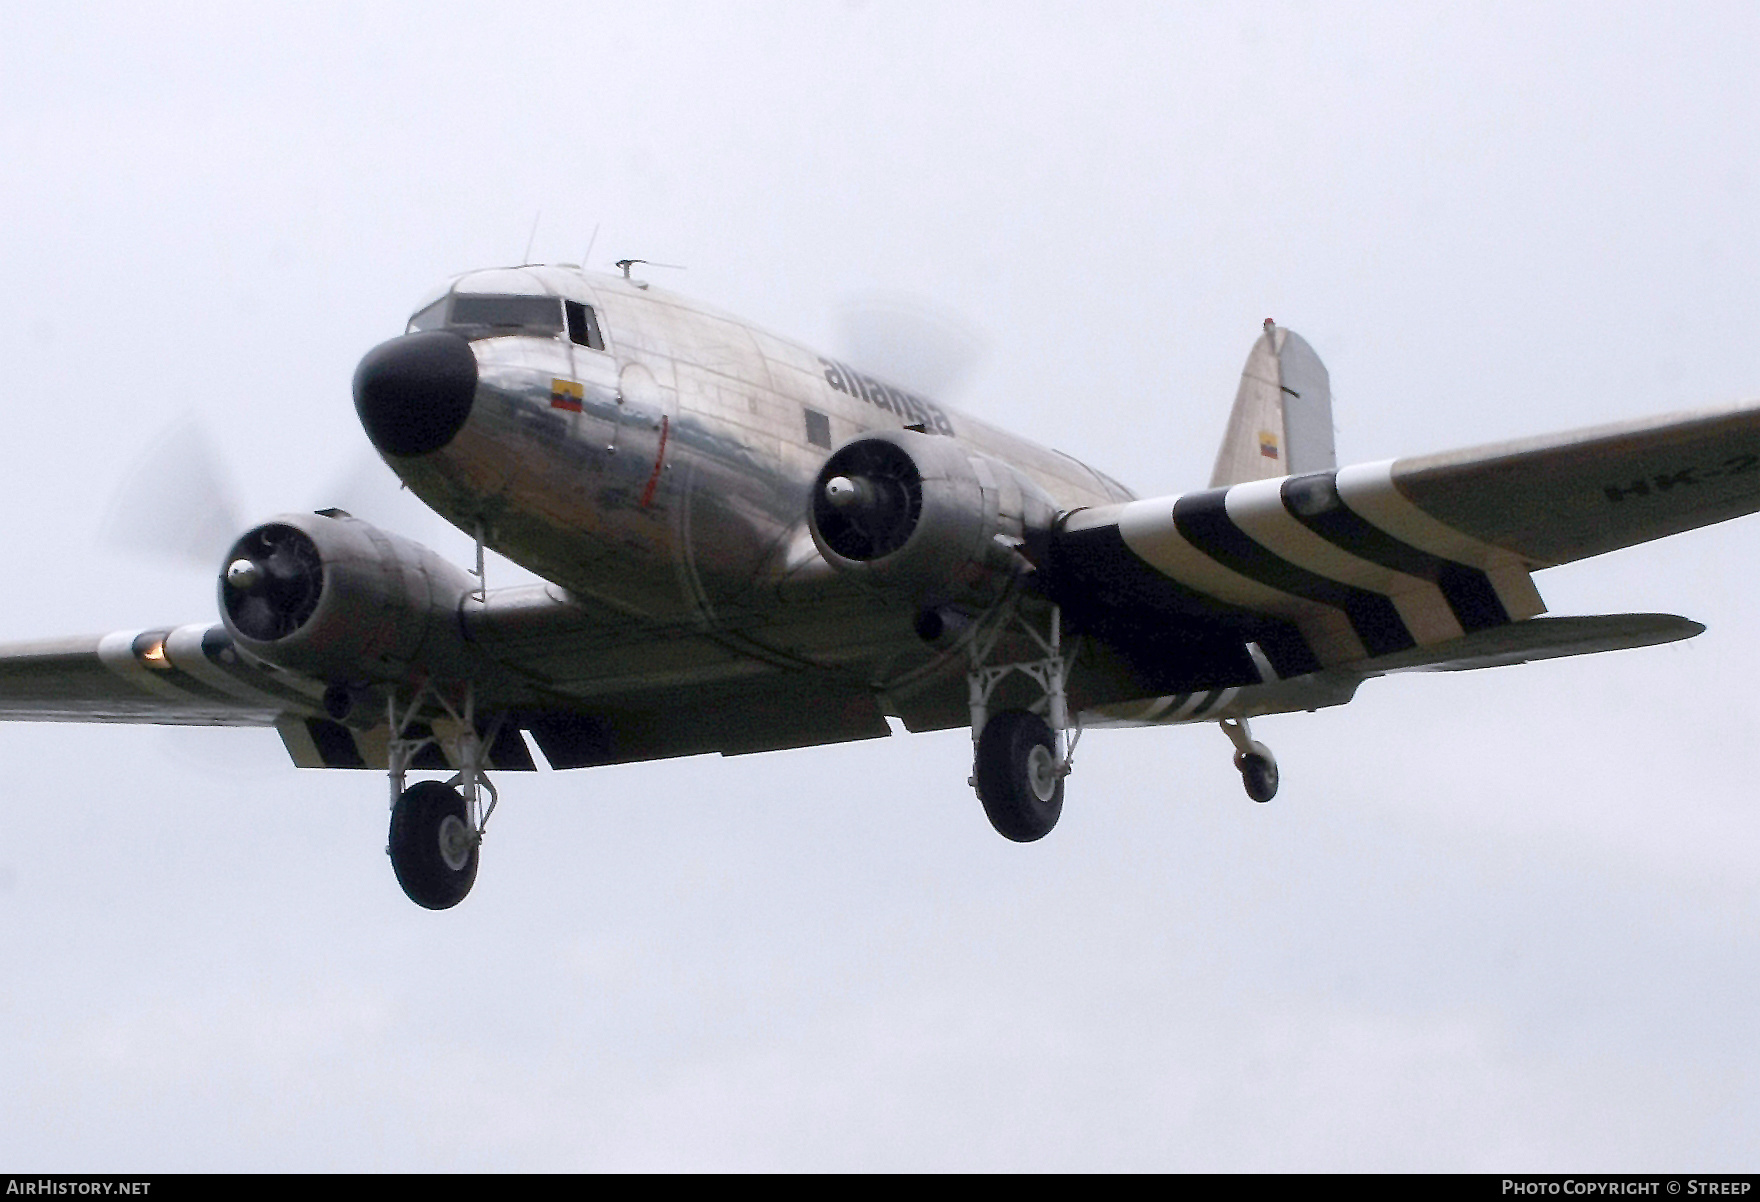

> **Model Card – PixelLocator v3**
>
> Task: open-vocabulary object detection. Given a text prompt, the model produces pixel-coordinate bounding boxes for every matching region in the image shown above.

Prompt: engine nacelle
[217,510,476,683]
[807,429,1058,606]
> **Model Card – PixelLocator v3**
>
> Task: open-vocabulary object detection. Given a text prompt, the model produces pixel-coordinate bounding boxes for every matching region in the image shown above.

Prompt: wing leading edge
[0,624,314,725]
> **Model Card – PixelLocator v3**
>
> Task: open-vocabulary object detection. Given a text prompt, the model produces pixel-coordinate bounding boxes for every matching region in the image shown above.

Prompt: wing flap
[276,715,539,770]
[1356,612,1703,674]
[522,677,892,769]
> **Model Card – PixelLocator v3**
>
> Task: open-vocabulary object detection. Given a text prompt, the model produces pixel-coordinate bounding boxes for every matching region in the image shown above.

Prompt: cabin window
[565,300,605,351]
[447,294,564,338]
[804,409,832,449]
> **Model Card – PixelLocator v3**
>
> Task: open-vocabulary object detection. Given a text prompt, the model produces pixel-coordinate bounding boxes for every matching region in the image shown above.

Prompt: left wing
[1044,399,1760,681]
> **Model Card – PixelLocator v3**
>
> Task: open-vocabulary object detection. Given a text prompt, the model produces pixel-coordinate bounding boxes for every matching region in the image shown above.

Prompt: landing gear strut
[967,604,1081,842]
[1220,715,1278,803]
[385,681,501,909]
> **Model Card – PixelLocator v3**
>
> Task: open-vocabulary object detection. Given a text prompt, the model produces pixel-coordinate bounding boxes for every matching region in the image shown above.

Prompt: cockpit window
[402,292,604,345]
[406,298,448,333]
[565,300,605,351]
[447,294,565,336]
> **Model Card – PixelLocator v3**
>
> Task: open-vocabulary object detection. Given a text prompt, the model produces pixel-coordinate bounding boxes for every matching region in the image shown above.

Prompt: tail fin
[1208,321,1336,487]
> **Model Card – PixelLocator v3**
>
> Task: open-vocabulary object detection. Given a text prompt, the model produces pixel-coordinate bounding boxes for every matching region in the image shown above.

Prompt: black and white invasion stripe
[1061,460,1544,673]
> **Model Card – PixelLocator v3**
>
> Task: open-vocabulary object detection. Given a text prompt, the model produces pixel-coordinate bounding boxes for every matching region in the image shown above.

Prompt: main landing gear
[1220,715,1279,803]
[389,780,477,909]
[966,604,1081,842]
[385,681,500,909]
[962,603,1285,831]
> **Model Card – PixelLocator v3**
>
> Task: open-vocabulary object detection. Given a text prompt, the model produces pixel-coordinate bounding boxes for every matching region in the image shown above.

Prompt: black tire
[1239,752,1279,803]
[389,781,478,909]
[974,709,1064,842]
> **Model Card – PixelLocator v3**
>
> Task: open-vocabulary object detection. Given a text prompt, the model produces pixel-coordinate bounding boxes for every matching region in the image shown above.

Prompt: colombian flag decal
[1258,430,1280,459]
[551,378,584,412]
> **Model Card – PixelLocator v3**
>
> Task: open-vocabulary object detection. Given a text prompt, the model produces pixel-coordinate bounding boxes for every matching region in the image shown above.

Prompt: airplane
[3,258,1755,909]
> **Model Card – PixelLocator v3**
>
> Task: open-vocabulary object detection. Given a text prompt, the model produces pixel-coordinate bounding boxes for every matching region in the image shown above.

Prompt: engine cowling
[218,510,477,682]
[807,429,1058,606]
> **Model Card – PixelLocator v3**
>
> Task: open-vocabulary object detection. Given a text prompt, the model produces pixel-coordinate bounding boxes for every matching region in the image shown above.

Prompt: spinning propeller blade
[100,415,244,571]
[835,294,988,400]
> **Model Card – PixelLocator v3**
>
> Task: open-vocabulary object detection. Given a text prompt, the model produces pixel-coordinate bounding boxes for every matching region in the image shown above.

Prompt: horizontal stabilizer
[1360,612,1702,675]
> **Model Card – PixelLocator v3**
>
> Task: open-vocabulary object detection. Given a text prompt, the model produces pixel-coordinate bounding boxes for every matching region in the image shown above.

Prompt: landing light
[141,639,168,668]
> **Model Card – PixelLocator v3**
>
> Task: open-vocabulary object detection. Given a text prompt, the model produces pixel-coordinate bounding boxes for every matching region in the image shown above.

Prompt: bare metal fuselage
[388,266,1135,731]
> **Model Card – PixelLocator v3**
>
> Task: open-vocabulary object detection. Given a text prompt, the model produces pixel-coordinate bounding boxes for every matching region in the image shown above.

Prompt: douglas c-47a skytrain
[4,261,1755,908]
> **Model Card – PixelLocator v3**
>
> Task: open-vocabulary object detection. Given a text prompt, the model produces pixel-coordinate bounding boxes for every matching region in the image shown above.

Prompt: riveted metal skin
[379,268,1134,723]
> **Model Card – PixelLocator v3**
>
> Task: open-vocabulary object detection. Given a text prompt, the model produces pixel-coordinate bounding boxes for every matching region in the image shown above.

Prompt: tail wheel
[1237,747,1279,803]
[975,709,1065,842]
[389,780,479,909]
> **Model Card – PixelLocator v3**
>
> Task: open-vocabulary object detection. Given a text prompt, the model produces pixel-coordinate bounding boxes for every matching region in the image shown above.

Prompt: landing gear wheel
[975,709,1065,842]
[1237,745,1279,803]
[389,780,479,909]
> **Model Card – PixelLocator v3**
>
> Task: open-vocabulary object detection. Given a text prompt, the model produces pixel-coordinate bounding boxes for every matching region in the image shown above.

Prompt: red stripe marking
[639,415,670,508]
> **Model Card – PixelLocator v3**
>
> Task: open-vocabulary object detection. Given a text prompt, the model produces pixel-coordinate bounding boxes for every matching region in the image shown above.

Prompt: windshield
[447,294,564,337]
[406,294,566,339]
[406,297,448,332]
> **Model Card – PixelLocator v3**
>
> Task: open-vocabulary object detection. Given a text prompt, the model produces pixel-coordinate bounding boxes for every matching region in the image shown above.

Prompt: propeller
[835,293,989,400]
[220,523,323,641]
[101,414,452,576]
[100,415,245,572]
[98,413,466,768]
[813,439,922,561]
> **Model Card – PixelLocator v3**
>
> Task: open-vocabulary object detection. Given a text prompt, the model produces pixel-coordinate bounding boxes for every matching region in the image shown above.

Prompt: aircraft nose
[352,330,478,457]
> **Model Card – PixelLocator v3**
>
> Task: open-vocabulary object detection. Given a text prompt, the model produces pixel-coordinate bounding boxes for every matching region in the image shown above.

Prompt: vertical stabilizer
[1208,322,1336,487]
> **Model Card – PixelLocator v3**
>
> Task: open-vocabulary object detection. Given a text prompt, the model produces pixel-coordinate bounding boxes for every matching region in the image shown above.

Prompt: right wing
[0,605,891,770]
[0,625,317,725]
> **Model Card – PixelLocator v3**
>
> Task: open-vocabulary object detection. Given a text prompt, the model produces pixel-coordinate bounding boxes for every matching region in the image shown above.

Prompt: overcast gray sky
[3,2,1759,1171]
